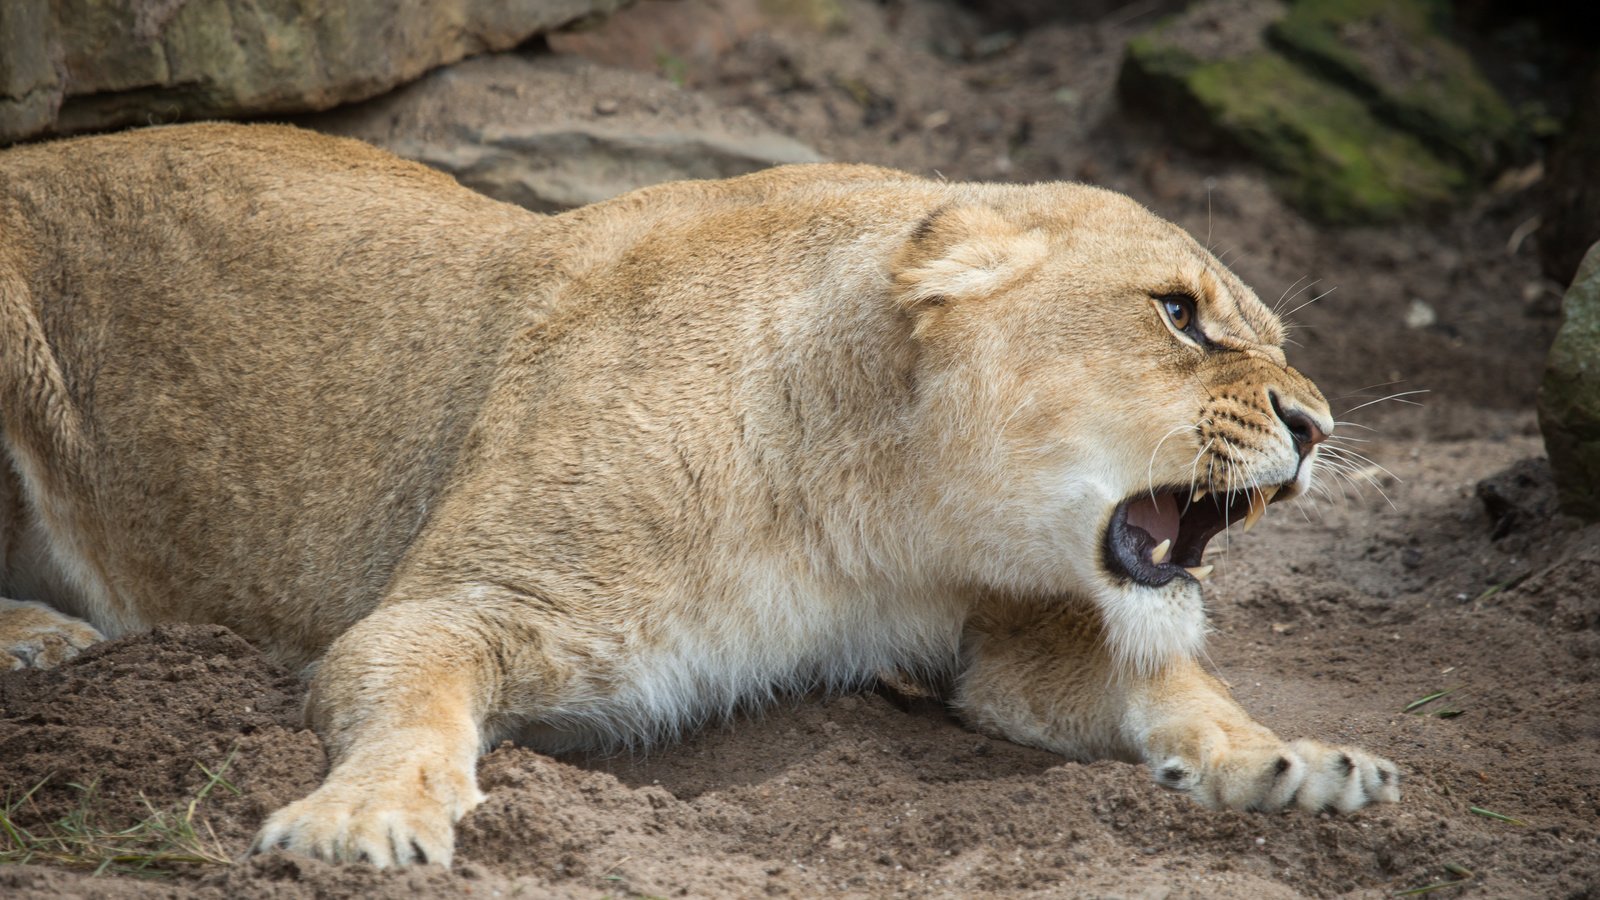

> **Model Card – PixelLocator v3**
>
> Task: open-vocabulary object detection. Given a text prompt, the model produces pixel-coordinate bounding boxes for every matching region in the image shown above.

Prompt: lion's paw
[253,774,482,868]
[1152,738,1400,813]
[0,598,104,670]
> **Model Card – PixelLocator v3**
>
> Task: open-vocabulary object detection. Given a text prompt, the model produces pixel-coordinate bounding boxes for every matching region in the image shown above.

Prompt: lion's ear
[891,205,1048,311]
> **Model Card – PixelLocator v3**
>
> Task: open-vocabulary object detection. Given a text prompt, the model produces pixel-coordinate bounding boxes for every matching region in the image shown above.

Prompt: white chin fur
[1096,577,1207,675]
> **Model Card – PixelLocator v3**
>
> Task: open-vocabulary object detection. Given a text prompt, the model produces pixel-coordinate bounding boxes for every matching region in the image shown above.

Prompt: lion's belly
[511,575,968,753]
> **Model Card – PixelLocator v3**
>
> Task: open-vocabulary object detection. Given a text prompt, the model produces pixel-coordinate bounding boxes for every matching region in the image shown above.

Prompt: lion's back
[0,124,557,665]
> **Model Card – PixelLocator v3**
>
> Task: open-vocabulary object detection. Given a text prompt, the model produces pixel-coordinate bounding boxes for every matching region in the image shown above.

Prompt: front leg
[1126,657,1401,812]
[953,600,1400,812]
[254,592,565,868]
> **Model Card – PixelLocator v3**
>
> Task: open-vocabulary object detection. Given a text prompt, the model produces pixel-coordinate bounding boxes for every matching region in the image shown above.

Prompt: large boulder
[307,54,822,213]
[1539,241,1600,521]
[1118,0,1516,224]
[0,0,629,145]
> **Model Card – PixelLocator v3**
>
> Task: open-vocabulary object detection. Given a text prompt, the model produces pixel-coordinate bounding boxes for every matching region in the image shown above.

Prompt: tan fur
[0,123,1398,868]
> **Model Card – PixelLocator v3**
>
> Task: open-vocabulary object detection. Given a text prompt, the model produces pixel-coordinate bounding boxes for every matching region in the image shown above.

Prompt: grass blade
[1395,878,1471,896]
[0,752,240,877]
[1469,806,1526,826]
[1395,861,1477,896]
[1404,689,1456,713]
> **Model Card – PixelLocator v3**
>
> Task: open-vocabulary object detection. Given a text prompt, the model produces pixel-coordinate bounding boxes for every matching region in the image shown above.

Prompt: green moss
[1539,242,1600,521]
[1187,51,1463,222]
[1120,32,1465,223]
[1270,0,1517,171]
[760,0,848,31]
[1124,32,1196,79]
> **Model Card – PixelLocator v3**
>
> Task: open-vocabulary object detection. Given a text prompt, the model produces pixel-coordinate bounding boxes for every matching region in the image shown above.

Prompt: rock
[959,0,1187,28]
[0,2,59,142]
[547,0,843,78]
[548,0,768,75]
[1539,242,1600,521]
[307,54,822,213]
[1117,0,1513,224]
[1404,298,1438,330]
[0,0,630,146]
[1477,458,1558,540]
[1268,0,1518,175]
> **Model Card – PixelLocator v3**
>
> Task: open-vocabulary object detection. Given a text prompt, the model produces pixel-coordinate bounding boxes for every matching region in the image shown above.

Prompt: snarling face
[896,184,1332,670]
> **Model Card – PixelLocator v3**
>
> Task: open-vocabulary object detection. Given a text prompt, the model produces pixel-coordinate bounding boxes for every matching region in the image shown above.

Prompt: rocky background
[6,0,1594,499]
[2,1,1598,898]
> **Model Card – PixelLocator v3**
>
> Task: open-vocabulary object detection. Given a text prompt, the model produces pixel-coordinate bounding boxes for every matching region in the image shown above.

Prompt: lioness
[0,123,1398,867]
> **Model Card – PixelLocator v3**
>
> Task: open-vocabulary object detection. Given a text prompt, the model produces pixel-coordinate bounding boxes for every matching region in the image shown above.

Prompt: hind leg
[1,451,105,669]
[0,597,104,670]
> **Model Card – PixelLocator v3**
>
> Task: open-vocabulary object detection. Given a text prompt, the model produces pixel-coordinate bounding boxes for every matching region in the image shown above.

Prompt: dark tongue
[1125,492,1180,546]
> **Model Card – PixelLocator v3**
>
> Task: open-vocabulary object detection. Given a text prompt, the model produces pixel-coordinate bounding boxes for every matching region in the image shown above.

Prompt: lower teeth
[1150,539,1172,565]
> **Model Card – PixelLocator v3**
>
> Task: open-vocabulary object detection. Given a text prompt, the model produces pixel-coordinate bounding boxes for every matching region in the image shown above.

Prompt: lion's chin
[1093,578,1209,676]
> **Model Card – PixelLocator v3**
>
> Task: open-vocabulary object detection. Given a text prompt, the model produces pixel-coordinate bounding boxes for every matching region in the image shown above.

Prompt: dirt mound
[4,448,1598,899]
[0,625,321,844]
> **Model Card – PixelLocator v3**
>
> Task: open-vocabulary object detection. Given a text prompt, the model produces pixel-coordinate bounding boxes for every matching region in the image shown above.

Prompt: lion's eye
[1161,295,1196,332]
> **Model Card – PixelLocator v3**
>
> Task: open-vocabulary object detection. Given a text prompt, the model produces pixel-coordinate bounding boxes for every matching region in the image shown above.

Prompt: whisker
[1321,444,1402,483]
[1283,285,1338,320]
[1148,424,1201,503]
[1199,644,1227,686]
[1205,186,1214,252]
[1272,276,1313,315]
[1185,433,1214,483]
[1329,380,1408,403]
[1340,389,1428,416]
[1315,447,1400,510]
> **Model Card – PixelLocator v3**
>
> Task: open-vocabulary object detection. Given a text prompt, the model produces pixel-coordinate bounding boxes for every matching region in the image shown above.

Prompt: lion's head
[890,184,1331,672]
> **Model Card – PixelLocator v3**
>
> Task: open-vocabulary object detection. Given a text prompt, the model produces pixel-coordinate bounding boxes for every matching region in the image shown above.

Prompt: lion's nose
[1270,393,1327,459]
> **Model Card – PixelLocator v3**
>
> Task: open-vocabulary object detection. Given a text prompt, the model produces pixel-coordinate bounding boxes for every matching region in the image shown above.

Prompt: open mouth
[1103,485,1284,587]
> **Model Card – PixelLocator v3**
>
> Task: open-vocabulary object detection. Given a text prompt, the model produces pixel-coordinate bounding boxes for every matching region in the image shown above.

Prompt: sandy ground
[2,1,1596,897]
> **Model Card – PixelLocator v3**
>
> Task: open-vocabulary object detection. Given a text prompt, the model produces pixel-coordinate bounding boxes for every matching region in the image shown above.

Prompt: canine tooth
[1151,539,1172,565]
[1192,488,1207,503]
[1242,489,1268,533]
[1186,564,1214,581]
